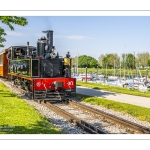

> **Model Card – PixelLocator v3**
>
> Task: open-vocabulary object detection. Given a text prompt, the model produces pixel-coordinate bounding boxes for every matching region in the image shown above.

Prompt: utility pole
[106,63,108,77]
[133,51,135,78]
[77,52,79,76]
[120,55,121,79]
[114,60,116,76]
[85,67,87,83]
[124,54,126,79]
[124,45,126,79]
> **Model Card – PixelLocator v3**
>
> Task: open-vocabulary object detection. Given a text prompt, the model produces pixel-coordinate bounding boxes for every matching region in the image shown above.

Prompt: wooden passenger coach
[0,49,8,77]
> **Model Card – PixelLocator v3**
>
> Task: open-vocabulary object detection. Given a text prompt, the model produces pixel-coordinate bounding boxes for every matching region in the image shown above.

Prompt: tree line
[72,52,150,69]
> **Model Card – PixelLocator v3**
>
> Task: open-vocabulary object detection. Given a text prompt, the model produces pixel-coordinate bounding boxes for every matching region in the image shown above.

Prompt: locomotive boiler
[0,30,76,101]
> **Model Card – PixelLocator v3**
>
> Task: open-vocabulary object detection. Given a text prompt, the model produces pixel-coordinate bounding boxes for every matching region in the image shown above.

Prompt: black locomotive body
[5,30,76,101]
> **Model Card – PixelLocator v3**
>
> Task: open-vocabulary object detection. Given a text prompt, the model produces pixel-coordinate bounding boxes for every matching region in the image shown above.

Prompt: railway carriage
[0,49,9,77]
[0,30,76,101]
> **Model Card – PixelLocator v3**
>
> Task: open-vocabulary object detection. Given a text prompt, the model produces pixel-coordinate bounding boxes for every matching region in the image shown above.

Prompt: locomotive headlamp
[53,81,63,87]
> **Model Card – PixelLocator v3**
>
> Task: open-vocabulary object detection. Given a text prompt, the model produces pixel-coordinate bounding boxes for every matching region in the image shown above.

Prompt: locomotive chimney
[27,41,29,56]
[42,30,53,53]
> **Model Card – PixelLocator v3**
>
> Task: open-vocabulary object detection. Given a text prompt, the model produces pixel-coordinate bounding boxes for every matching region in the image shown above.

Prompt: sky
[1,0,150,147]
[1,16,150,60]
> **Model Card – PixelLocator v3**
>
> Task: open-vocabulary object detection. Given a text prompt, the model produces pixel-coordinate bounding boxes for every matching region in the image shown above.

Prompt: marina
[73,72,150,92]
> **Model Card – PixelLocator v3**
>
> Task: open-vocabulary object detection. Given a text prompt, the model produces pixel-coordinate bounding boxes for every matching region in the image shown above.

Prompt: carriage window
[0,54,3,65]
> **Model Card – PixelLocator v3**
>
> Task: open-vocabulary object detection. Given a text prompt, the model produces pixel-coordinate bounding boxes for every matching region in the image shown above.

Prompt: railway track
[36,99,150,134]
[1,77,150,134]
[37,100,107,134]
[68,100,150,134]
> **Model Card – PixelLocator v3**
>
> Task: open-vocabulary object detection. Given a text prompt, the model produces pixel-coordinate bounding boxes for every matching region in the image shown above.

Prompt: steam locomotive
[0,30,76,101]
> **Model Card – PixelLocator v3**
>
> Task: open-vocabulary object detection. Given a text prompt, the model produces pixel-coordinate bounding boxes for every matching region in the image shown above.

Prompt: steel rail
[39,100,107,134]
[68,100,150,134]
[2,76,148,134]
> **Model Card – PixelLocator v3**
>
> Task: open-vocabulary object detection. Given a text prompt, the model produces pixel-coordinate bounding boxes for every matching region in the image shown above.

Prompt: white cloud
[54,35,63,38]
[15,26,33,30]
[34,33,45,37]
[6,31,26,36]
[34,33,94,40]
[65,35,94,40]
[54,35,94,40]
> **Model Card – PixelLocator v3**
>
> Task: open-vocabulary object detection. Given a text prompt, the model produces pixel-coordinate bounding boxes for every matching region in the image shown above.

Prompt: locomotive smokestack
[27,41,29,56]
[42,30,53,52]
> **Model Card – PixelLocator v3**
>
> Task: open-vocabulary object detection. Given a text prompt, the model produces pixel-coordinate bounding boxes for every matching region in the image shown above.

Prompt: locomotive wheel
[25,90,33,99]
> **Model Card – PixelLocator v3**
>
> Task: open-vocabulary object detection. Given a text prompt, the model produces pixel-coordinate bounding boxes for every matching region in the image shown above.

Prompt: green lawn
[0,82,64,134]
[76,94,150,123]
[76,81,150,123]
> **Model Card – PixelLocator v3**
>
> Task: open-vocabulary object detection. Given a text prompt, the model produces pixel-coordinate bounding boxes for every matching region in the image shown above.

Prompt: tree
[0,16,28,47]
[147,58,150,68]
[101,53,119,69]
[98,54,105,68]
[89,59,97,68]
[77,55,98,68]
[126,53,135,69]
[79,55,88,67]
[0,28,6,47]
[136,52,149,68]
[121,53,127,68]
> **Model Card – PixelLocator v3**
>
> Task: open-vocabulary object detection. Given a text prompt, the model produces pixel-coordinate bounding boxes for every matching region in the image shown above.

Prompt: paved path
[76,86,150,108]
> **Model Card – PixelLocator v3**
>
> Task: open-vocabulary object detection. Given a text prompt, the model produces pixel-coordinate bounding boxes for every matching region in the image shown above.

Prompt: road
[76,86,150,108]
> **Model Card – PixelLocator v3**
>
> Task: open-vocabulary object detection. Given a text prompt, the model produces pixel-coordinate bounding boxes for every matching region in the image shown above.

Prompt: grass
[77,81,150,98]
[0,82,64,134]
[1,79,150,134]
[76,81,150,123]
[76,94,150,123]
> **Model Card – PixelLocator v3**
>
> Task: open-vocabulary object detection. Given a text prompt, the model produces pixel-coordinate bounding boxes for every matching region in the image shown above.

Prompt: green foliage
[147,59,150,67]
[136,52,150,68]
[79,55,88,67]
[0,16,28,47]
[76,94,150,123]
[98,52,150,70]
[73,52,150,70]
[0,82,63,134]
[126,53,135,69]
[72,55,99,68]
[0,16,28,30]
[101,53,120,69]
[79,55,98,68]
[98,54,105,67]
[0,28,6,47]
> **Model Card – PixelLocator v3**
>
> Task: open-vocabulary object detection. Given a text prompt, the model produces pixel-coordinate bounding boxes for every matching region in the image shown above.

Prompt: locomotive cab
[6,30,76,101]
[7,46,36,60]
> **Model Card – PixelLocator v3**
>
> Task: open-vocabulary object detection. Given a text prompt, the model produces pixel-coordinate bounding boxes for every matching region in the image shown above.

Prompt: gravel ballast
[1,78,150,134]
